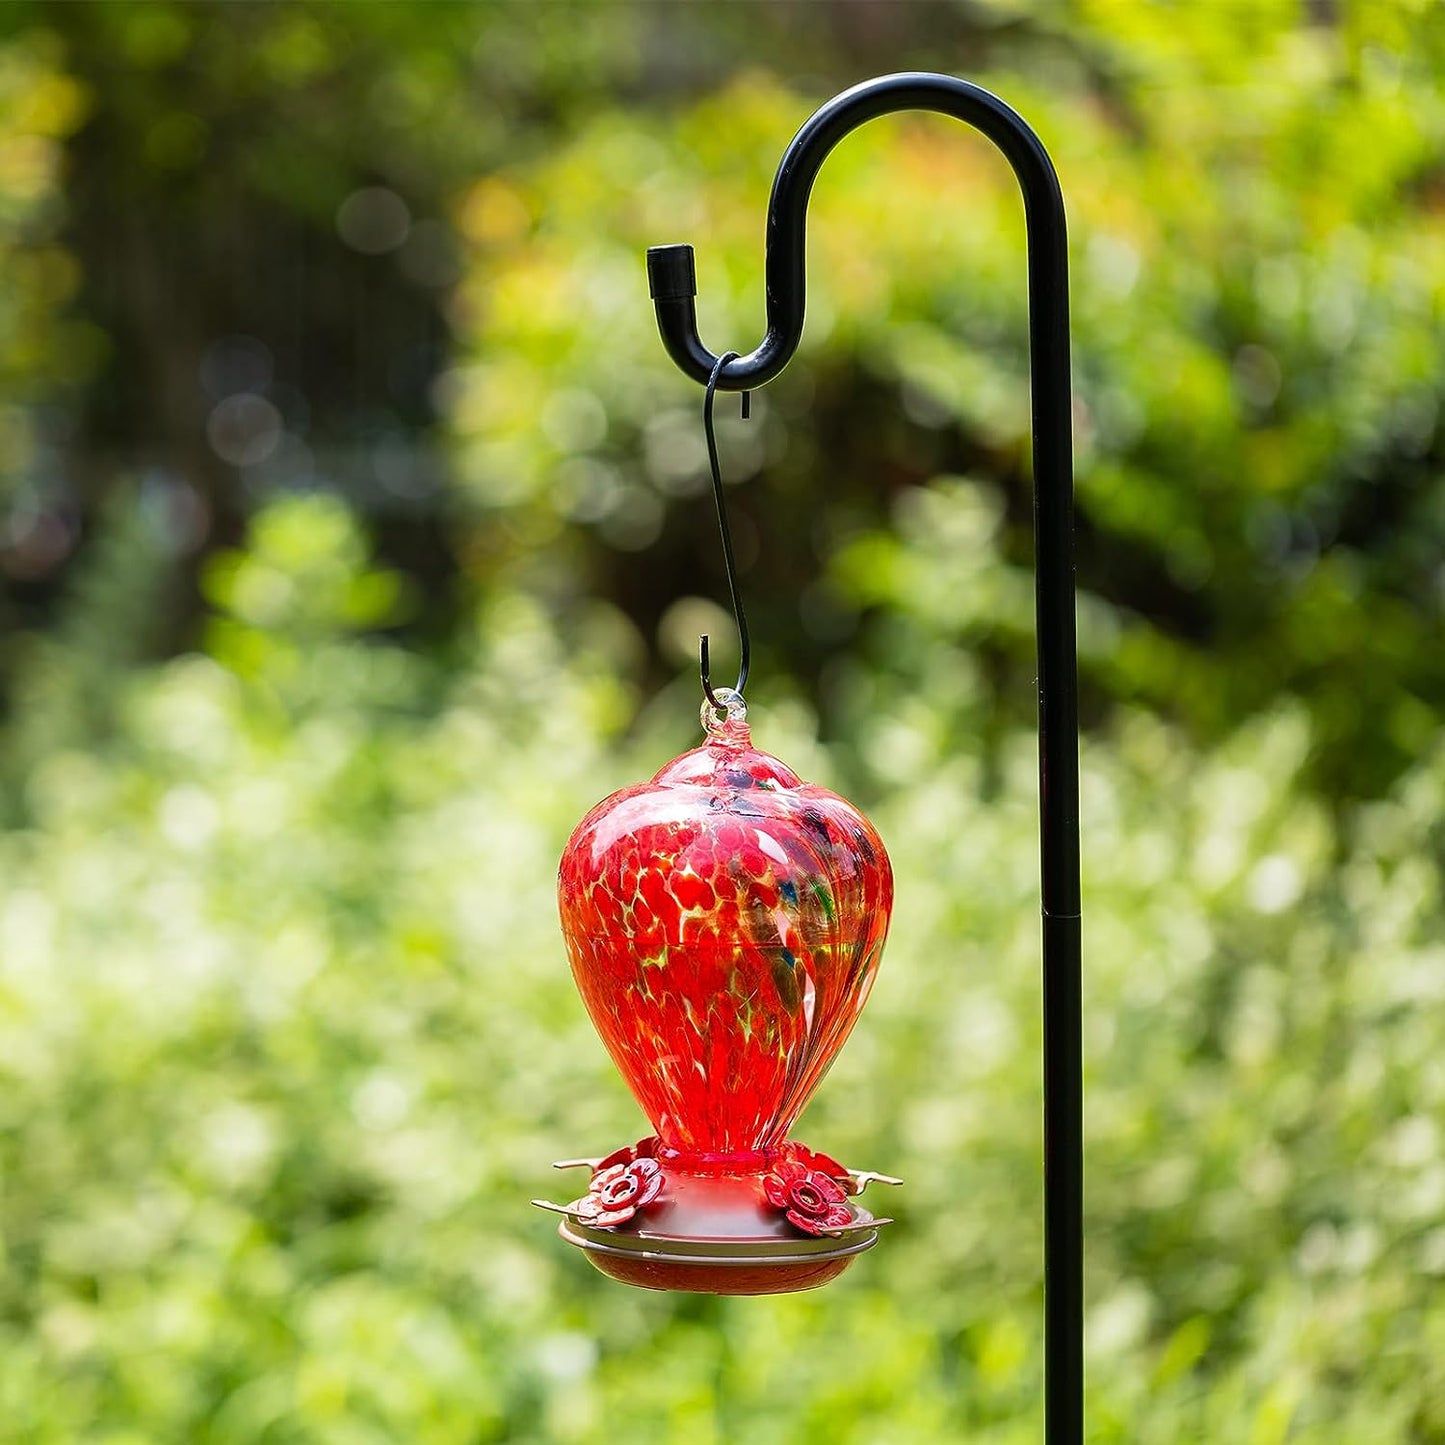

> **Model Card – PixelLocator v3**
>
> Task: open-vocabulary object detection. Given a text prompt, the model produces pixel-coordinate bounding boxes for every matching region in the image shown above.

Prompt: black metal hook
[699,350,751,713]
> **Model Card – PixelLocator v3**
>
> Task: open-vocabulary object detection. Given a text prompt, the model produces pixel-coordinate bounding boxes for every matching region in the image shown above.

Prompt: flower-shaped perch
[534,1155,666,1230]
[574,1157,665,1228]
[764,1159,854,1236]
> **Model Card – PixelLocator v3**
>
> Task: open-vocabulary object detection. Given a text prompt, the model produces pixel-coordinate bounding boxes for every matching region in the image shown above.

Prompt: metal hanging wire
[699,351,751,712]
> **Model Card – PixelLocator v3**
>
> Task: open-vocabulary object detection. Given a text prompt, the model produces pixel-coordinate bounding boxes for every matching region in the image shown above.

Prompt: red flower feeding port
[536,691,900,1294]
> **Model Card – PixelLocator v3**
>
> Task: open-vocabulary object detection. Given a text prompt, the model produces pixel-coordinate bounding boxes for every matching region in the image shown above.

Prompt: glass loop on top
[701,686,747,734]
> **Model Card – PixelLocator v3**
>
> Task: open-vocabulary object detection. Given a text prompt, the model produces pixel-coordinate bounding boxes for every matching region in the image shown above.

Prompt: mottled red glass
[558,704,893,1158]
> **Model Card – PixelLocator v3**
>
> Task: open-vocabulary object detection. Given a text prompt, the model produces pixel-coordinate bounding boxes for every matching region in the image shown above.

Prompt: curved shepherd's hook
[645,73,1083,1443]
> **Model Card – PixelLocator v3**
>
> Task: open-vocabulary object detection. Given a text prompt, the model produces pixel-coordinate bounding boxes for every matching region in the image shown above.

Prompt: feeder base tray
[558,1216,878,1295]
[546,1156,891,1296]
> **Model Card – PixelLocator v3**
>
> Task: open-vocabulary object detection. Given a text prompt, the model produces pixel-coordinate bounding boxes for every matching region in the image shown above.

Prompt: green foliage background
[0,3,1443,1442]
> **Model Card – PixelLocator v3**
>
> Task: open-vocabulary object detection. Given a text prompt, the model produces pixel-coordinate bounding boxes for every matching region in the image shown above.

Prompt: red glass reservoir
[542,694,898,1293]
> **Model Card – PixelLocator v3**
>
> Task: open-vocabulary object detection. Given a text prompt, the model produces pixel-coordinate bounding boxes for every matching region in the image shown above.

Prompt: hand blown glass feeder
[536,684,900,1294]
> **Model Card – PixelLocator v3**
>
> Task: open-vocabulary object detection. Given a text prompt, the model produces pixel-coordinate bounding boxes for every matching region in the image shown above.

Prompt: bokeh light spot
[207,393,283,467]
[336,186,411,255]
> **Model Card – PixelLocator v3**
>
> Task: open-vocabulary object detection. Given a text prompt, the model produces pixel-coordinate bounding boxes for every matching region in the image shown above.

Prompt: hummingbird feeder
[537,72,1084,1443]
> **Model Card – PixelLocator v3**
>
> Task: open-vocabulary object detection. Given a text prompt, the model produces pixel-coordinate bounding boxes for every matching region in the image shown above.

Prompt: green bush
[2,497,1444,1441]
[2,3,1444,1440]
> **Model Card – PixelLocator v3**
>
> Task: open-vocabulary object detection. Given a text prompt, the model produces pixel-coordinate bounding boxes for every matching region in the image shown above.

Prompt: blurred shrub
[1,496,1444,1441]
[0,3,1443,1441]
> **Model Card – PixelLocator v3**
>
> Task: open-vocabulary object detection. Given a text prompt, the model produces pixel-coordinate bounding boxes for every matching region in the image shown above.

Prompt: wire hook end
[699,633,723,712]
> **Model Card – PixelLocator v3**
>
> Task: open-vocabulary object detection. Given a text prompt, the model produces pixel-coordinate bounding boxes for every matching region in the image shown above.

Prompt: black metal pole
[645,73,1082,1442]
